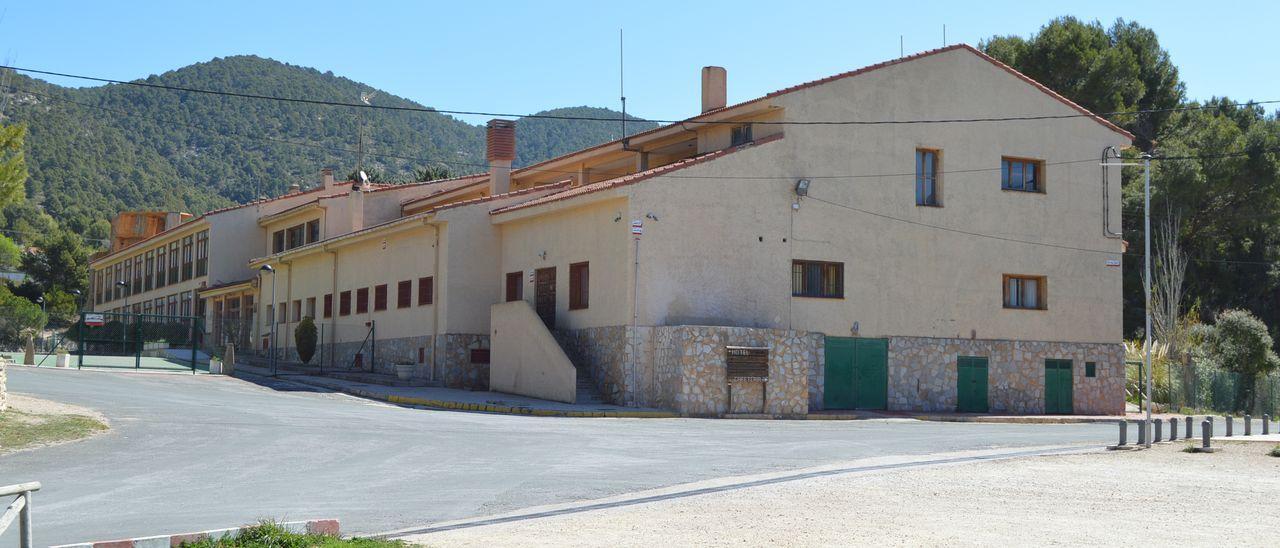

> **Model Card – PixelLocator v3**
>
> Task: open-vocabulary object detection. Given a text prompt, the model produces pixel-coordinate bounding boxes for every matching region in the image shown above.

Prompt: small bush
[179,521,406,547]
[295,317,317,364]
[1269,445,1280,458]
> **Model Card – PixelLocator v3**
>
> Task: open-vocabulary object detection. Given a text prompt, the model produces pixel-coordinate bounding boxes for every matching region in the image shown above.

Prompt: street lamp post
[116,281,129,354]
[35,296,45,352]
[1102,153,1155,447]
[259,264,277,376]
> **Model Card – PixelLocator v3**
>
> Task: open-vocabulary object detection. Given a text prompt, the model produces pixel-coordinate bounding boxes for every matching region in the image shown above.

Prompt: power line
[3,63,1277,127]
[15,82,1278,187]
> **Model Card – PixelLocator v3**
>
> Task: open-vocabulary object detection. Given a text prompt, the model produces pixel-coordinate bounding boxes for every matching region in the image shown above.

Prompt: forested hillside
[0,55,654,235]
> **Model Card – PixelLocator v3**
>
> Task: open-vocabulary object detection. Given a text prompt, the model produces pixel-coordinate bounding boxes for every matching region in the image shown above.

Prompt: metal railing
[0,481,40,548]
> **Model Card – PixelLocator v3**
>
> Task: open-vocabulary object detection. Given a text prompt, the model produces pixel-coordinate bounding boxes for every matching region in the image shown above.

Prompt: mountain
[0,55,656,230]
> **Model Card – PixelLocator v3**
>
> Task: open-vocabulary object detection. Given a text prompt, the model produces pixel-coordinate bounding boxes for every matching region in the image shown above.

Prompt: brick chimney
[486,119,516,195]
[701,66,727,113]
[320,168,336,190]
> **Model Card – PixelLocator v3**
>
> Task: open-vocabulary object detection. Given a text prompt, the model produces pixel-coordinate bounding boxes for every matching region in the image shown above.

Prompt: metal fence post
[1244,414,1252,436]
[1118,420,1127,446]
[190,316,198,374]
[77,313,85,369]
[1265,414,1272,436]
[1154,418,1163,443]
[19,488,32,548]
[1185,416,1193,440]
[134,315,142,370]
[370,320,377,373]
[1169,416,1178,441]
[1225,415,1233,437]
[1201,419,1212,451]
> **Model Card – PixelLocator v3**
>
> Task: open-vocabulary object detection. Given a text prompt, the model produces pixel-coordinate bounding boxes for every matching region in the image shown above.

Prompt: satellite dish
[359,170,370,184]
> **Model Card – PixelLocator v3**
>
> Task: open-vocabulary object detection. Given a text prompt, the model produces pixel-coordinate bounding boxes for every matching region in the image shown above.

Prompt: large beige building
[98,44,1132,416]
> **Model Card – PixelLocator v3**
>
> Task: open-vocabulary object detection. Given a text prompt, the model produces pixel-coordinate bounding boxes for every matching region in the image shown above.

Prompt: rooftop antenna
[619,28,626,140]
[899,35,904,58]
[943,25,947,47]
[357,91,377,176]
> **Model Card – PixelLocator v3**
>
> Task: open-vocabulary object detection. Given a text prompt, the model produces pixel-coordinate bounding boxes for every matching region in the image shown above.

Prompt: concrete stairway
[576,369,606,405]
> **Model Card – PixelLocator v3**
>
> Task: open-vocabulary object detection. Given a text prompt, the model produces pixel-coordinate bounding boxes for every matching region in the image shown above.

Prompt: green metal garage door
[956,356,989,413]
[1044,359,1074,414]
[824,337,888,410]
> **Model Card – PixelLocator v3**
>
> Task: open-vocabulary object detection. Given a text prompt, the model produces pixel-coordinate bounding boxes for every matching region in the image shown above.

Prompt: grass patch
[0,409,108,453]
[1269,445,1280,458]
[181,522,407,548]
[1182,444,1198,453]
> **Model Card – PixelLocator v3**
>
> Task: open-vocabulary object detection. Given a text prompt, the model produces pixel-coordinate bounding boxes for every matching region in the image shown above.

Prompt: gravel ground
[6,393,108,422]
[407,443,1280,547]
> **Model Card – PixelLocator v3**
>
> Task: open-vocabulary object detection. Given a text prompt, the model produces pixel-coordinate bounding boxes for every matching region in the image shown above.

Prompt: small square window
[1085,362,1097,378]
[1003,274,1046,310]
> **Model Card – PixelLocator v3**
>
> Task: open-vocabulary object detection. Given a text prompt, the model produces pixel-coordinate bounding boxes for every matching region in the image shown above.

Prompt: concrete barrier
[50,519,339,548]
[489,301,577,404]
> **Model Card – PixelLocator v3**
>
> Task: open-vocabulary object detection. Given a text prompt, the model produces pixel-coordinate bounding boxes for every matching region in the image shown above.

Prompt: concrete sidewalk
[233,362,677,418]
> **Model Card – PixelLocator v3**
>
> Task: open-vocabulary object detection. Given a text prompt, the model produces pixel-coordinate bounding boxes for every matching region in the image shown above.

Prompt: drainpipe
[1102,146,1124,239]
[425,218,441,383]
[326,246,338,370]
[283,258,293,362]
[630,223,640,408]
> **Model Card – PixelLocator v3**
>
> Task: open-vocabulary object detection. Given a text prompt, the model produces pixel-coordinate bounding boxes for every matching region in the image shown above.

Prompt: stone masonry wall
[275,332,489,389]
[561,325,819,417]
[887,337,1124,415]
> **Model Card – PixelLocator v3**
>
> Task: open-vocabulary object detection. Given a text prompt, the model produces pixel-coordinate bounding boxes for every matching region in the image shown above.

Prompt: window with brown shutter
[339,290,351,316]
[418,276,433,306]
[569,262,589,310]
[323,293,333,318]
[374,284,388,311]
[397,280,412,308]
[505,271,523,302]
[356,287,369,314]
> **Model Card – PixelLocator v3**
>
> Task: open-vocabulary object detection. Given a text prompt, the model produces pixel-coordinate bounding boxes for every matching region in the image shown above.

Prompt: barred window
[792,260,844,298]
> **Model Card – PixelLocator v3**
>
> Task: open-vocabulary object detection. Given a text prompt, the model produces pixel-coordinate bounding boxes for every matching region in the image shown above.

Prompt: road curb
[241,370,679,419]
[51,519,339,548]
[907,415,1119,424]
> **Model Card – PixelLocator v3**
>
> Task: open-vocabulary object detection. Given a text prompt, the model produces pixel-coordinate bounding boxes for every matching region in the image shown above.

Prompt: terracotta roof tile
[491,134,784,216]
[514,45,1131,177]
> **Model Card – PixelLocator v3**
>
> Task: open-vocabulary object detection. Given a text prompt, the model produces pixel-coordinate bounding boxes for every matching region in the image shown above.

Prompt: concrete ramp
[490,301,577,404]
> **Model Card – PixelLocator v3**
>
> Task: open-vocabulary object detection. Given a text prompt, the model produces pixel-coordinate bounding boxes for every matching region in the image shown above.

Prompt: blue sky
[1,1,1275,125]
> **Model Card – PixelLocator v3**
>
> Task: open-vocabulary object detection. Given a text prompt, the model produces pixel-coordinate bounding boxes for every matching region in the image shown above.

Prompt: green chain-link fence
[1127,359,1280,416]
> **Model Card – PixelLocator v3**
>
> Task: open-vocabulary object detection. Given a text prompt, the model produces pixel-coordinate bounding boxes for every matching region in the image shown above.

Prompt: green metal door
[852,338,888,410]
[956,356,989,413]
[824,337,856,409]
[1044,359,1074,414]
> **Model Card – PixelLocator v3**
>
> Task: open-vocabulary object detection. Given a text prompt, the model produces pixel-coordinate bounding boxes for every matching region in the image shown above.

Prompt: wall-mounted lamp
[538,251,548,260]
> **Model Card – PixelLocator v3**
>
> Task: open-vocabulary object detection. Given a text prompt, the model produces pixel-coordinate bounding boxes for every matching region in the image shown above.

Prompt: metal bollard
[1265,415,1272,435]
[1245,415,1252,436]
[1226,415,1233,437]
[1170,416,1178,441]
[1154,418,1163,443]
[1137,420,1148,445]
[1186,416,1194,439]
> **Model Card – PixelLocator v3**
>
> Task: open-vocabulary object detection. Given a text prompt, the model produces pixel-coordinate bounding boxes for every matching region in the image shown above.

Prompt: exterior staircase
[576,368,606,405]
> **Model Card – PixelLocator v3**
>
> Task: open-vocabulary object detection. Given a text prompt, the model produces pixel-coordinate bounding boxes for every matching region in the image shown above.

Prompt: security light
[259,264,275,273]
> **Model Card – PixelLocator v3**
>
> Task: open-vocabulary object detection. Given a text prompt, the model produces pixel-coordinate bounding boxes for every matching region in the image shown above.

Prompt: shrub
[295,317,317,364]
[1206,309,1280,412]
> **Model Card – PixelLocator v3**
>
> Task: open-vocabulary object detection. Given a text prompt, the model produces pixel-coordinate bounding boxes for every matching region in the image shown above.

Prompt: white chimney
[701,66,727,113]
[486,119,516,195]
[350,185,366,231]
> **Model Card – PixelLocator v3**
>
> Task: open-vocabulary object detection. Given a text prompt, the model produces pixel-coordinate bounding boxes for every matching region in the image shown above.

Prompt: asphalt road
[1,367,1118,545]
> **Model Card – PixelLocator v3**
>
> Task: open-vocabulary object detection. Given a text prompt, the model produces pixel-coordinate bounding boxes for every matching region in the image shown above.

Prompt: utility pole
[1101,153,1154,446]
[1142,152,1153,447]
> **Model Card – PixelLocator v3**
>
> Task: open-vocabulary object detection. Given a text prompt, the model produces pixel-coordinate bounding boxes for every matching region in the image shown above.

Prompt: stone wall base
[560,328,1124,417]
[559,325,819,417]
[268,332,489,390]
